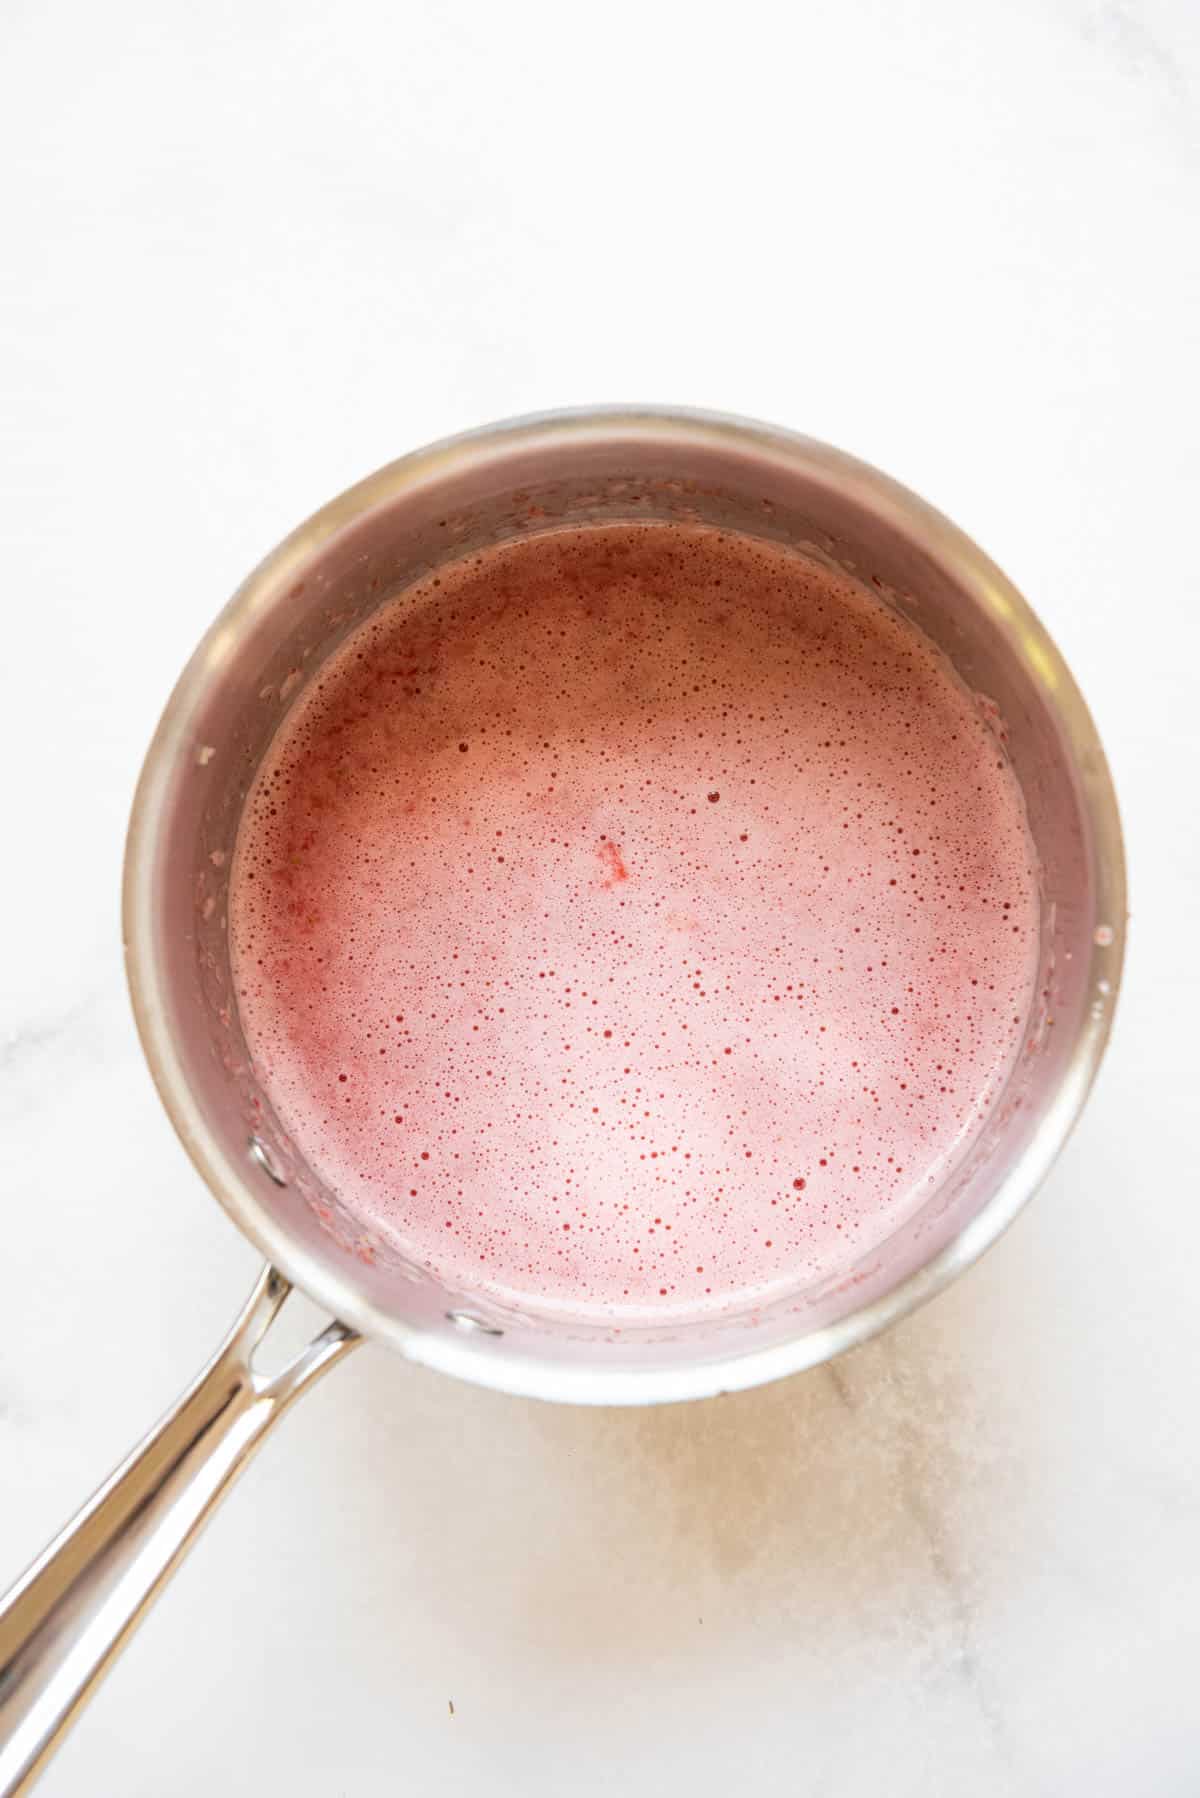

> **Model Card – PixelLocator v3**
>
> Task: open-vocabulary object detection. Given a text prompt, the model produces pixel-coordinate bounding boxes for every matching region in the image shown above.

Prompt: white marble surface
[2,1,1199,1791]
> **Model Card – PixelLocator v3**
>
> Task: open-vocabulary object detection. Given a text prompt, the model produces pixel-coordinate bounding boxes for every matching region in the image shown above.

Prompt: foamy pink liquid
[230,525,1039,1320]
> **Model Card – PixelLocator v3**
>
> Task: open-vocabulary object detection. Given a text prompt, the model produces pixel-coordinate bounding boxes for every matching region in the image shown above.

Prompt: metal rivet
[248,1136,287,1187]
[446,1309,504,1338]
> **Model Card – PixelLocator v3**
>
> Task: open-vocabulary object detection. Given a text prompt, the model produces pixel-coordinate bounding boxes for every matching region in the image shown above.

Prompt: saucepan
[0,409,1125,1792]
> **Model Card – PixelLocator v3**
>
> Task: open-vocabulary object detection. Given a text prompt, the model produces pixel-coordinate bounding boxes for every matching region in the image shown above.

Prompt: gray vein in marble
[0,997,95,1075]
[1080,1,1191,110]
[0,987,117,1124]
[827,1356,1016,1777]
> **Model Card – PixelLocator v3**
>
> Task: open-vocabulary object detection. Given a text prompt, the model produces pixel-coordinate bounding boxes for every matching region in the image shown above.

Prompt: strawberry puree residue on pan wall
[229,524,1040,1321]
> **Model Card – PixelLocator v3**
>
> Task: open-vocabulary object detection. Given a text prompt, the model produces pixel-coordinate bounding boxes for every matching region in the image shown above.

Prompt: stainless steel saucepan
[0,409,1126,1792]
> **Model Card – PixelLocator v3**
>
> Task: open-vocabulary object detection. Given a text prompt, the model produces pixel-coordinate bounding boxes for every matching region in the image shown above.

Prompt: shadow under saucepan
[318,1245,1027,1690]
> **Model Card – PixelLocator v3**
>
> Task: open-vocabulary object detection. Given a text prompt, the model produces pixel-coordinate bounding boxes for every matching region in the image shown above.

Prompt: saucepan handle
[0,1264,359,1795]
